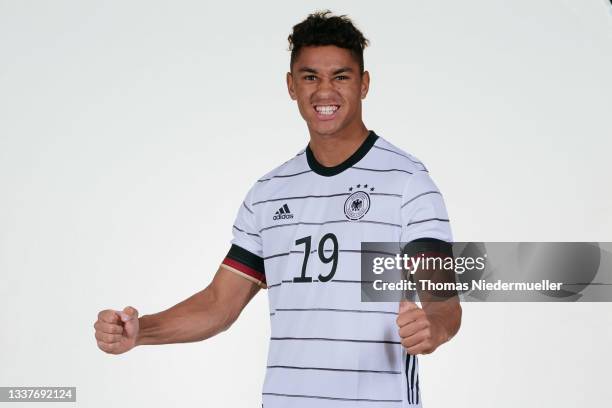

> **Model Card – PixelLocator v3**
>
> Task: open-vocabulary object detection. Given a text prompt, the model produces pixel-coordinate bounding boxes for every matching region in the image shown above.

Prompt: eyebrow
[298,66,354,75]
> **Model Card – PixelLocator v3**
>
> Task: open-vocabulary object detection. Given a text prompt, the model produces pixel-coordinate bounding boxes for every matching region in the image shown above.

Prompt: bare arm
[136,267,260,345]
[94,267,259,354]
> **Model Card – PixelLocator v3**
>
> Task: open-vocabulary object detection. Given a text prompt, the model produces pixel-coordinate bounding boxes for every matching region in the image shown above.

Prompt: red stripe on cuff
[222,257,266,283]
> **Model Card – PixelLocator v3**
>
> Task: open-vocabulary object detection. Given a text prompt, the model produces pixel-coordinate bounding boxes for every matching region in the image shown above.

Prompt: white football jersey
[221,130,452,408]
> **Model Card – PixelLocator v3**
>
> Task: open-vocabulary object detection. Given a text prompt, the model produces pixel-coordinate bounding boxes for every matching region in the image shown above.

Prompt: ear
[360,70,370,99]
[286,71,297,100]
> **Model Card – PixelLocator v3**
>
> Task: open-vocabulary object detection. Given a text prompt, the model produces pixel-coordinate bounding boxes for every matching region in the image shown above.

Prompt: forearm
[135,288,234,346]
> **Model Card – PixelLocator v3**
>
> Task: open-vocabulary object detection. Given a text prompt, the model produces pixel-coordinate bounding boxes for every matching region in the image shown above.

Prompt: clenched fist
[396,300,445,355]
[94,306,139,354]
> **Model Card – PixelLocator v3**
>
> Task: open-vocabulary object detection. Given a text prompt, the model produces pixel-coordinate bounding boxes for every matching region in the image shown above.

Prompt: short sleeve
[220,185,266,288]
[399,172,453,244]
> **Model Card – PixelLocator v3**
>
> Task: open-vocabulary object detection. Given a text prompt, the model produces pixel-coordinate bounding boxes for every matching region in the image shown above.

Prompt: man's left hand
[396,300,446,355]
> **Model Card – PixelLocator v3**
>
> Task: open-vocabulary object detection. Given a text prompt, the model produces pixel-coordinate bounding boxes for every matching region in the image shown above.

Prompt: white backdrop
[1,0,611,407]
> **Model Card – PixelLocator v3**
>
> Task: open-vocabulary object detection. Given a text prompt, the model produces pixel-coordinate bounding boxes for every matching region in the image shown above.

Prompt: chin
[308,119,347,136]
[310,124,341,136]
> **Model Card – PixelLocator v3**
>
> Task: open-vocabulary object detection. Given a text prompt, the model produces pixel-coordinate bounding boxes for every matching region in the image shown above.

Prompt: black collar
[306,130,378,177]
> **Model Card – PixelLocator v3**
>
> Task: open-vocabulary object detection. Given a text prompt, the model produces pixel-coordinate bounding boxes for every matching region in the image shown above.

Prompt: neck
[307,121,370,167]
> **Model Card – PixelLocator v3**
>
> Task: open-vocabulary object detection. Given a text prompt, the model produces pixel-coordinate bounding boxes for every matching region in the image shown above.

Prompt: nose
[316,77,336,96]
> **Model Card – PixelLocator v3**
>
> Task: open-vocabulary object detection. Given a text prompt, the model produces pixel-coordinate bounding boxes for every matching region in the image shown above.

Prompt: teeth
[315,105,339,115]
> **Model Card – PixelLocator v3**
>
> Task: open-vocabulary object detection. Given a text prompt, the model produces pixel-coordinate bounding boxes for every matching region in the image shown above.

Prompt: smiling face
[287,45,370,137]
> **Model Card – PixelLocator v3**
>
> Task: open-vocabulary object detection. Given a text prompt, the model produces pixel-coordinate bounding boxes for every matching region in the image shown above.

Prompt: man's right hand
[94,306,140,354]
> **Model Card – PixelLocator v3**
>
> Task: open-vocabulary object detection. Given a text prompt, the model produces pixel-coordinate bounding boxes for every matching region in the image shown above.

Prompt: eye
[304,75,317,81]
[336,75,349,80]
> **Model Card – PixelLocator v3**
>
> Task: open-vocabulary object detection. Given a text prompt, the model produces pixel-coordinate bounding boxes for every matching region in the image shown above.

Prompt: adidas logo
[273,203,294,220]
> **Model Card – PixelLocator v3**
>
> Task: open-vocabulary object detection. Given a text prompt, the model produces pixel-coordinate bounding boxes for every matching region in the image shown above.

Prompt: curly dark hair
[288,10,370,73]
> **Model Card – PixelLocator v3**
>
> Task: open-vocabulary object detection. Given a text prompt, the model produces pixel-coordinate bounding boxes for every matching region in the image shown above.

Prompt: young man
[94,11,461,407]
